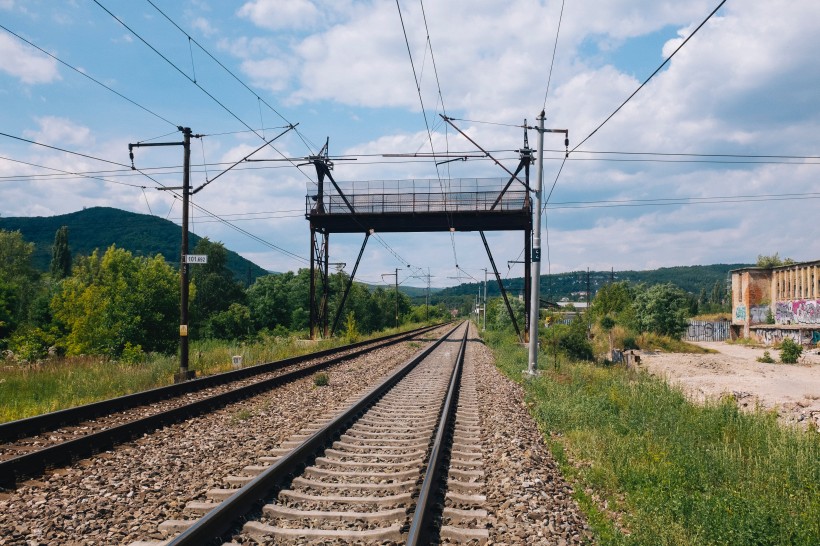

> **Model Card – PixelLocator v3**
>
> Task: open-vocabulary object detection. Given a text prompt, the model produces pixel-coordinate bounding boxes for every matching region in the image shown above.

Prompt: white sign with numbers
[184,254,208,264]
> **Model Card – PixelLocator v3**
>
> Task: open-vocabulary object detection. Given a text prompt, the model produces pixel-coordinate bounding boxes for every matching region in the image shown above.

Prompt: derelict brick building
[731,260,820,346]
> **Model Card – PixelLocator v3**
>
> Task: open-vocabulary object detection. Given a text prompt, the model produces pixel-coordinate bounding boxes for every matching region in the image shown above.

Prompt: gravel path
[639,341,820,429]
[0,332,440,546]
[470,324,591,545]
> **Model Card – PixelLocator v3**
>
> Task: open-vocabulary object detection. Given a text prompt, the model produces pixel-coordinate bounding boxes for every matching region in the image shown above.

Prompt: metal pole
[309,227,316,339]
[177,127,192,382]
[426,267,430,322]
[330,233,369,336]
[528,111,545,375]
[483,268,487,331]
[395,267,399,329]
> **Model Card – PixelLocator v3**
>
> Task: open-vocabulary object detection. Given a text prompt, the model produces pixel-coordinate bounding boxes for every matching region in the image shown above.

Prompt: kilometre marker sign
[184,254,207,264]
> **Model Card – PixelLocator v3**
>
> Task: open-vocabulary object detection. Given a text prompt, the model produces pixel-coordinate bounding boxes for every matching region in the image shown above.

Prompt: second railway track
[0,322,447,488]
[131,320,488,545]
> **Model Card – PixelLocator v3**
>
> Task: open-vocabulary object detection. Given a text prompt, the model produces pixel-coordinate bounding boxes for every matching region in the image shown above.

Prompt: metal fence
[683,320,730,342]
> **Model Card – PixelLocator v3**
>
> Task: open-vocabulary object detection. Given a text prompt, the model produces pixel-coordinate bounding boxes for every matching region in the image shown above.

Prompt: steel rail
[407,324,468,544]
[166,321,467,546]
[0,323,448,488]
[0,322,445,443]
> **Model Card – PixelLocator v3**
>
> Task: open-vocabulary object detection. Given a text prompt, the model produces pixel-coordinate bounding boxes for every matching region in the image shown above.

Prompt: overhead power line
[93,0,311,183]
[547,192,820,210]
[541,0,566,111]
[573,0,728,151]
[0,154,148,189]
[143,0,317,155]
[0,131,130,168]
[0,23,177,128]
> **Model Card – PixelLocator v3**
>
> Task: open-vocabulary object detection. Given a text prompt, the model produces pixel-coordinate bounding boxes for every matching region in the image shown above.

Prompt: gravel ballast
[469,324,591,545]
[0,324,592,545]
[0,334,439,546]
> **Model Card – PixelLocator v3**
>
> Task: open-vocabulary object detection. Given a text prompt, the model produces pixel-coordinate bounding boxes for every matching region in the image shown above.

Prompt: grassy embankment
[484,329,820,546]
[0,323,426,423]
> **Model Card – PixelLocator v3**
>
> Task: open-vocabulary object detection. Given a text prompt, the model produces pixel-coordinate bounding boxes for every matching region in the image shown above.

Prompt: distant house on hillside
[731,260,820,346]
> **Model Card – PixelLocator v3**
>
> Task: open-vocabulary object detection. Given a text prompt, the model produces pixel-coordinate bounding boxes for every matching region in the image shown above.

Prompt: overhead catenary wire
[541,0,728,276]
[572,0,728,152]
[0,23,178,128]
[395,0,460,271]
[0,154,148,189]
[541,0,566,111]
[416,0,461,269]
[143,0,316,156]
[0,132,132,169]
[93,0,313,185]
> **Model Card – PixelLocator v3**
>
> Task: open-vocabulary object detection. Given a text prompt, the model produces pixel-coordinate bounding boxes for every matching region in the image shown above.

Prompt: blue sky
[1,0,819,288]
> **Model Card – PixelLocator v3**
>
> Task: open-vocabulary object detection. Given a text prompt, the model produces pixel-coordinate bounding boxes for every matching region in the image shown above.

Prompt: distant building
[730,260,820,346]
[556,301,589,309]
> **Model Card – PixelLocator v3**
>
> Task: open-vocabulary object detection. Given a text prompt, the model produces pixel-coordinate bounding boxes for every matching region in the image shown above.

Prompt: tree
[247,274,291,331]
[50,226,72,279]
[590,281,636,330]
[189,238,246,337]
[0,230,39,343]
[51,245,178,356]
[206,303,251,340]
[756,253,796,268]
[632,283,690,338]
[487,296,525,332]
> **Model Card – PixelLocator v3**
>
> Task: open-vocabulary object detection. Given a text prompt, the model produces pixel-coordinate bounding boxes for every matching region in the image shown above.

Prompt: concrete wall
[731,269,772,338]
[731,261,820,346]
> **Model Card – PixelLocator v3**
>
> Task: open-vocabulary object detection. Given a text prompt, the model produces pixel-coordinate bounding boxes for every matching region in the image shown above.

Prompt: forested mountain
[0,207,268,285]
[429,264,750,305]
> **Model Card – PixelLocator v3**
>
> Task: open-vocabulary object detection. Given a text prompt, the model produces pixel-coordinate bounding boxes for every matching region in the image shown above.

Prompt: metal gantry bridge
[305,144,535,340]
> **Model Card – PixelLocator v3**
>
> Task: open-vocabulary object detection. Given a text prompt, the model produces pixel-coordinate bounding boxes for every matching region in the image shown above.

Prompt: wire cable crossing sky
[0,0,818,285]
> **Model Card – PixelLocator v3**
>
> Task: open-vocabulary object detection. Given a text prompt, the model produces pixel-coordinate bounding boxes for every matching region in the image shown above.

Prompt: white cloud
[240,57,294,92]
[237,0,320,31]
[190,17,217,37]
[3,0,819,278]
[0,33,60,84]
[24,117,93,148]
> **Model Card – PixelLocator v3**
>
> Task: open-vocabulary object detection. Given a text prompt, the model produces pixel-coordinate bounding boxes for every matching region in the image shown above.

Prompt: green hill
[431,263,750,304]
[0,207,269,285]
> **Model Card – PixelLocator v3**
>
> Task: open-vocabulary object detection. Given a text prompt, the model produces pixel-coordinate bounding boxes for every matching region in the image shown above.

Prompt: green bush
[756,350,775,363]
[120,342,144,364]
[344,312,360,343]
[8,326,57,363]
[313,372,329,387]
[779,338,803,364]
[558,316,594,361]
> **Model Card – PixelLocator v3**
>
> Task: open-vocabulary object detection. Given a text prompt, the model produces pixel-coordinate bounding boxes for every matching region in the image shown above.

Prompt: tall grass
[484,329,820,545]
[0,322,429,424]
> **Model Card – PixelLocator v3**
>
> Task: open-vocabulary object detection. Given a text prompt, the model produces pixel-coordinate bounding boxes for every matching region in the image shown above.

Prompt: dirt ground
[637,342,820,430]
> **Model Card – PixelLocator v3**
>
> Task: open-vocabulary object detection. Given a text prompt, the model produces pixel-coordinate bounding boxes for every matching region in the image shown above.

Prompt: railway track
[131,321,488,545]
[0,323,447,488]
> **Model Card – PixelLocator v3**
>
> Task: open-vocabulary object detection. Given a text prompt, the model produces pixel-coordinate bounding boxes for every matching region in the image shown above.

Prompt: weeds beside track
[484,329,820,545]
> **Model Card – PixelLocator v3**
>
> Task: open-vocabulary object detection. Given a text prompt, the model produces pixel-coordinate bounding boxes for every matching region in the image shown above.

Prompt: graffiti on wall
[750,305,770,324]
[735,304,746,321]
[776,300,820,325]
[753,328,820,346]
[685,320,729,342]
